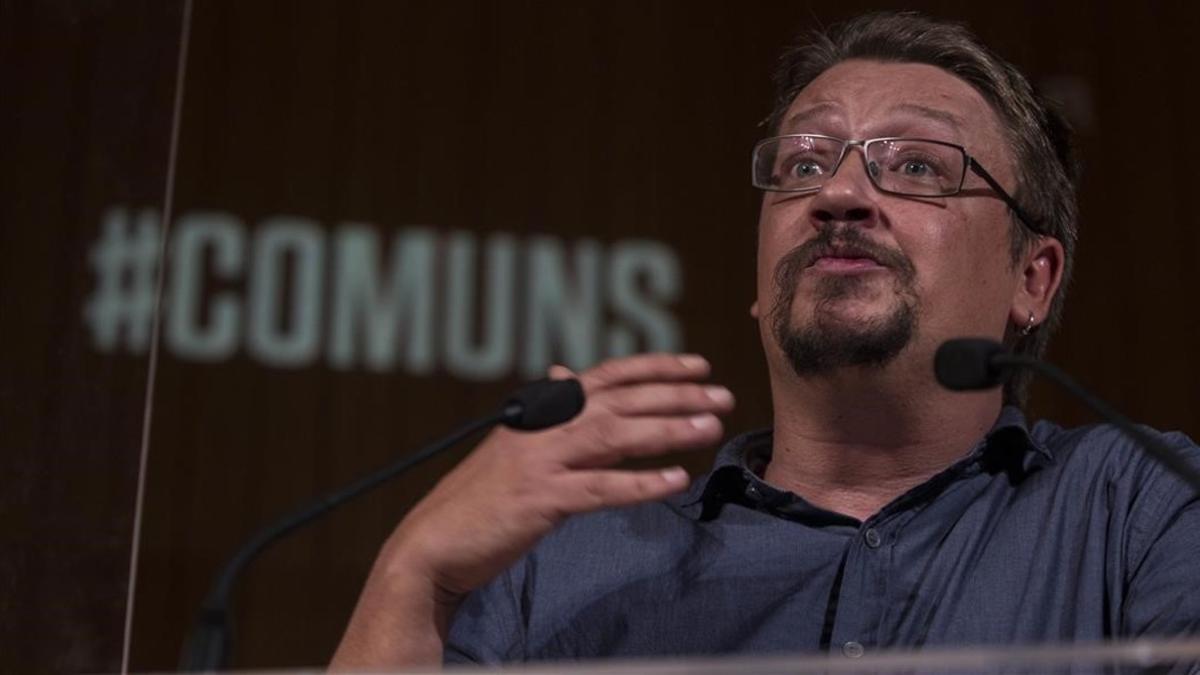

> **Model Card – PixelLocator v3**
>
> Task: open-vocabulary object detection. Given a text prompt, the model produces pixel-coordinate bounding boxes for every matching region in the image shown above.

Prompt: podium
[155,639,1200,673]
[441,639,1200,674]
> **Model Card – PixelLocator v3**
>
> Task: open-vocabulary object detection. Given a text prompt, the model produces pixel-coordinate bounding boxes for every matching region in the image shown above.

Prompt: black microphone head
[935,338,1010,391]
[502,378,586,430]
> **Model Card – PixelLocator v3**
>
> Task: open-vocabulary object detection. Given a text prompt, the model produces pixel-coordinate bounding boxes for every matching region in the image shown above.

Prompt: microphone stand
[178,376,583,671]
[994,353,1200,492]
[179,412,506,672]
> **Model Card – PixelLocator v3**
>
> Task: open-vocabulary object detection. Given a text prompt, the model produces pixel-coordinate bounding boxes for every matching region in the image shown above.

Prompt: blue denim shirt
[444,408,1200,663]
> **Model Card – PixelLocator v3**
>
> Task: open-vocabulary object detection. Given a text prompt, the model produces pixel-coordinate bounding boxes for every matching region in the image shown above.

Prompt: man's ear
[750,300,760,319]
[1009,236,1065,330]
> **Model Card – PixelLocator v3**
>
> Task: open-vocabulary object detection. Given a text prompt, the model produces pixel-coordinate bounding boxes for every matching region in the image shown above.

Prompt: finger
[578,353,711,393]
[552,466,693,512]
[547,364,576,380]
[552,413,724,467]
[597,382,735,417]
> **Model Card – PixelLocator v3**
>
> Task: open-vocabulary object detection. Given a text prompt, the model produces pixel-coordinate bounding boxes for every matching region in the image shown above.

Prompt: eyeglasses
[751,134,1043,234]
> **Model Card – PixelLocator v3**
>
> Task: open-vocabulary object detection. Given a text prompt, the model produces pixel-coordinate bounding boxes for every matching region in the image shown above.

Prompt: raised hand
[331,353,734,670]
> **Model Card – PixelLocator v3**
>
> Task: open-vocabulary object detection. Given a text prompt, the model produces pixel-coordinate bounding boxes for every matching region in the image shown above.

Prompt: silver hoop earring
[1019,311,1036,337]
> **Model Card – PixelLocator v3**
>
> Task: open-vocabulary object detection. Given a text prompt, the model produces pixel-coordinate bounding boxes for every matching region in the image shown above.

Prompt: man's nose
[808,147,879,226]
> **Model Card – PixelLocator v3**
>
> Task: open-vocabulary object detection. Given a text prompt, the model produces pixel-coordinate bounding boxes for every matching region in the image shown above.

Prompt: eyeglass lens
[754,136,966,196]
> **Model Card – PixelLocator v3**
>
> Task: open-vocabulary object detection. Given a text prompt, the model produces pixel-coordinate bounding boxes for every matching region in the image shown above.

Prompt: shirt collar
[682,405,1053,522]
[987,405,1055,464]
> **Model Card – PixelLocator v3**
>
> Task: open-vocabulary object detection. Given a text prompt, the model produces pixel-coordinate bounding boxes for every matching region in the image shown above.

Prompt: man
[332,12,1200,668]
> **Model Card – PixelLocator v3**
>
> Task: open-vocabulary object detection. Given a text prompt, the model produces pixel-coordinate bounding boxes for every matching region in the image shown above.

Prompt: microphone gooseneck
[180,378,585,672]
[935,338,1200,493]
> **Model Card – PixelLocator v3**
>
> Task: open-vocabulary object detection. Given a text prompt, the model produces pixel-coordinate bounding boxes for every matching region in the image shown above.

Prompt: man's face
[755,59,1025,379]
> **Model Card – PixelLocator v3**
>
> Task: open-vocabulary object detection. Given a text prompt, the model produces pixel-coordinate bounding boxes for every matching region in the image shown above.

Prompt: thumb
[546,364,577,381]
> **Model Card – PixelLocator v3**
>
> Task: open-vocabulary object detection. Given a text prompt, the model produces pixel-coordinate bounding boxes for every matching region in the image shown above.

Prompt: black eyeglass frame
[752,134,1045,235]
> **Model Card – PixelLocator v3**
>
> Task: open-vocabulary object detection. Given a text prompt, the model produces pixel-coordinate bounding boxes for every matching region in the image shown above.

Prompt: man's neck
[762,363,1003,522]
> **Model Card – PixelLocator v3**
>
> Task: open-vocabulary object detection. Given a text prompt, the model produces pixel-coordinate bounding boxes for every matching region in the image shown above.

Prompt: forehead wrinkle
[888,103,966,133]
[780,61,1010,170]
[782,101,968,140]
[781,101,844,133]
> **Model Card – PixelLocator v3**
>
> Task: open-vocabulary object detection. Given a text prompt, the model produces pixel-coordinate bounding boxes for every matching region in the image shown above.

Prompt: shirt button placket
[864,527,882,548]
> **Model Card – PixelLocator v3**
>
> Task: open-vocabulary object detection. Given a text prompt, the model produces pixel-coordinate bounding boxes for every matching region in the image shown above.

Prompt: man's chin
[808,305,889,329]
[790,297,898,331]
[775,306,916,377]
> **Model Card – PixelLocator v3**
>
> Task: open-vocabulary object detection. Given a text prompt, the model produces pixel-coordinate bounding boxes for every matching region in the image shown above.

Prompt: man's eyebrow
[781,102,966,133]
[781,102,842,131]
[890,103,965,130]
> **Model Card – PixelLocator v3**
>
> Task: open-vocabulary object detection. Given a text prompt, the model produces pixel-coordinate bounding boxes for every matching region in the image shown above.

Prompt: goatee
[769,228,919,377]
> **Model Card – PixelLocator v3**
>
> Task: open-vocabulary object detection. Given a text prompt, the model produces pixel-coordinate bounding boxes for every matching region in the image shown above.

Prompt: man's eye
[890,153,947,178]
[789,160,823,177]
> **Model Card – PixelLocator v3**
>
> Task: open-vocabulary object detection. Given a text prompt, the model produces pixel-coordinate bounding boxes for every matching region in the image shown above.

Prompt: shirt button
[864,528,882,548]
[745,484,760,499]
[843,641,865,658]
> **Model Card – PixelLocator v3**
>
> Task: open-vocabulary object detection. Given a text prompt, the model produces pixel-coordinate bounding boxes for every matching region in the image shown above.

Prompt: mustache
[773,227,916,292]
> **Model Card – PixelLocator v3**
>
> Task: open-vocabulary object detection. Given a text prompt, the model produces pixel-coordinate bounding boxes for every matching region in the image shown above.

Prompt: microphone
[934,338,1009,390]
[935,338,1200,492]
[179,377,585,672]
[502,377,587,430]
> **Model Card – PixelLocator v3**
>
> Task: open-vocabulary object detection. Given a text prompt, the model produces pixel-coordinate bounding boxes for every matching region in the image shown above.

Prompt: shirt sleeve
[443,559,528,665]
[1120,430,1200,638]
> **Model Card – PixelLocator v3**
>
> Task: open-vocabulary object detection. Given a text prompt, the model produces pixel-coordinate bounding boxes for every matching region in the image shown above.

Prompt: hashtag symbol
[83,207,162,353]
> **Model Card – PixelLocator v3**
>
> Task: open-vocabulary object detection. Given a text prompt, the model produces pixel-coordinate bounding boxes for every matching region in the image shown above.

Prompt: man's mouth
[811,256,886,271]
[806,246,888,272]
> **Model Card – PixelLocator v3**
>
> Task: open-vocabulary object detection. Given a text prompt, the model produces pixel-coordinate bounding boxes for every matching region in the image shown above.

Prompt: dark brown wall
[0,1,185,672]
[3,1,1198,672]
